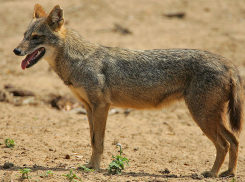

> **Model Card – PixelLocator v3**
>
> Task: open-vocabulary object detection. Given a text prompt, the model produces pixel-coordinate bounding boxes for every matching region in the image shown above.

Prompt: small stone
[190,173,204,180]
[22,97,38,105]
[108,108,120,115]
[7,88,35,97]
[160,168,170,174]
[166,174,178,178]
[3,162,14,169]
[75,155,83,158]
[163,11,186,18]
[69,108,87,114]
[124,109,133,116]
[65,154,71,159]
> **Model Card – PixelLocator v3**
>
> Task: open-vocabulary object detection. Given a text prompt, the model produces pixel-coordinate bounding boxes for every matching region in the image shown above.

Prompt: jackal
[13,4,244,178]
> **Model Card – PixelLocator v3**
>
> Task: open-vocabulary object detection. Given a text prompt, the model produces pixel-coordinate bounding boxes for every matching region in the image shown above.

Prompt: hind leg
[201,131,229,178]
[185,97,230,177]
[218,124,239,177]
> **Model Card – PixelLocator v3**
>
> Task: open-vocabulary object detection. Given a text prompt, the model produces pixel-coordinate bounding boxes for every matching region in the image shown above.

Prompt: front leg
[84,103,110,170]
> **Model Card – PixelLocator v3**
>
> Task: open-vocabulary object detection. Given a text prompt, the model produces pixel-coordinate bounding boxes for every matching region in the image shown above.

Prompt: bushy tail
[228,76,244,134]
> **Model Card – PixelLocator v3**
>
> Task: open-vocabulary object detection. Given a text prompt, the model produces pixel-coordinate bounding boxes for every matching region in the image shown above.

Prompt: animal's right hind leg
[218,124,239,177]
[201,129,229,178]
[185,98,230,177]
[199,122,230,178]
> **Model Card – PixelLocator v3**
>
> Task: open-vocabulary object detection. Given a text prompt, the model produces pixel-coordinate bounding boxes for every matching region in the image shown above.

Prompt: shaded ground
[0,0,245,181]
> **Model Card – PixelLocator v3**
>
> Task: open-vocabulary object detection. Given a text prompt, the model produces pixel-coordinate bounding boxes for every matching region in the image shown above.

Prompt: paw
[83,162,100,171]
[201,171,217,178]
[219,170,235,177]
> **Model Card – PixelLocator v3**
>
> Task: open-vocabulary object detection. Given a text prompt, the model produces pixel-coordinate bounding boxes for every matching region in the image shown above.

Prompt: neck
[45,28,100,85]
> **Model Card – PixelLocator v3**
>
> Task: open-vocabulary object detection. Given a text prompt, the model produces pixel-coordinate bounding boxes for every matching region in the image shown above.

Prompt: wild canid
[13,4,244,178]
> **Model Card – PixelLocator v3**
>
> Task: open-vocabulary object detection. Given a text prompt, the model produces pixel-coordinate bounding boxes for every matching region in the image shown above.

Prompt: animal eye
[32,35,41,40]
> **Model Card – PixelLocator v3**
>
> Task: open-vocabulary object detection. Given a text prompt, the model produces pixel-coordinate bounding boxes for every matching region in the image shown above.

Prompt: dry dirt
[0,0,245,181]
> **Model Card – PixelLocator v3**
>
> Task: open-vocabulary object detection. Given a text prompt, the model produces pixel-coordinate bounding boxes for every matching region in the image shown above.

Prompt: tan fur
[69,85,91,106]
[33,4,47,18]
[13,4,244,178]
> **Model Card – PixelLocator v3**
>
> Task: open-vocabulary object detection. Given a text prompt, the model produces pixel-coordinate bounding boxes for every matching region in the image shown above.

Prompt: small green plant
[45,170,53,176]
[231,177,236,182]
[40,170,53,178]
[19,168,31,179]
[63,169,82,182]
[108,143,129,174]
[5,138,17,148]
[79,165,95,172]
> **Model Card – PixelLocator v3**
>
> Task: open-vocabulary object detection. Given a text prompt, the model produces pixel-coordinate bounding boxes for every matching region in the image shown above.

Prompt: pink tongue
[21,51,37,70]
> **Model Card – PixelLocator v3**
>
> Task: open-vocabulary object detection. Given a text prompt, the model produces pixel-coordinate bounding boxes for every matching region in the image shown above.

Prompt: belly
[109,88,183,109]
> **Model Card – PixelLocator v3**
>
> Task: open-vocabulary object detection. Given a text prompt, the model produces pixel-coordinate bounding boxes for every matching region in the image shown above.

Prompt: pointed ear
[46,5,65,31]
[33,4,47,18]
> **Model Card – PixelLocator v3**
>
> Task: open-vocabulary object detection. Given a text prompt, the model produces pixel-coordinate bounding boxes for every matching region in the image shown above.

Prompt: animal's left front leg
[89,103,110,170]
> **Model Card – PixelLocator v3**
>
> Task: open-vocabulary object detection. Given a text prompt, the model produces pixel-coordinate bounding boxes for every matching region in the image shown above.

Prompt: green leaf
[5,138,17,148]
[108,144,129,175]
[79,165,94,172]
[109,161,120,168]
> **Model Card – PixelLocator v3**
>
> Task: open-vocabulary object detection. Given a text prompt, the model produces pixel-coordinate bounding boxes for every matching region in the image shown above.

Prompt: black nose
[13,48,22,55]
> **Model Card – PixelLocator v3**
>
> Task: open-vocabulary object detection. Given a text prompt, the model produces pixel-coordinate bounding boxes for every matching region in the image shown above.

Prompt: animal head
[13,4,66,70]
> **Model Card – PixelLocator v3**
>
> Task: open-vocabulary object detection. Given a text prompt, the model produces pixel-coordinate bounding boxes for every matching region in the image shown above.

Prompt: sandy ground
[0,0,245,181]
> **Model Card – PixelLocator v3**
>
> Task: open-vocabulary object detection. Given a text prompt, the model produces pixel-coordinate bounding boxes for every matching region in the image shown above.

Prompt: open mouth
[21,47,45,70]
